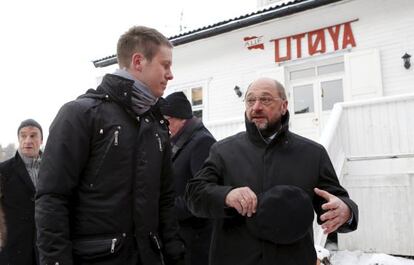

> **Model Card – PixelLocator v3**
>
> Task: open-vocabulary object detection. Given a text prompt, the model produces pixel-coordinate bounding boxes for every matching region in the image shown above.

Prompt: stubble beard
[256,119,282,138]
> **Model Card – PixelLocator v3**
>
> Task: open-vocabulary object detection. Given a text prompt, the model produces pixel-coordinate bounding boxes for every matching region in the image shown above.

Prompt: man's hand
[314,188,351,234]
[225,187,257,217]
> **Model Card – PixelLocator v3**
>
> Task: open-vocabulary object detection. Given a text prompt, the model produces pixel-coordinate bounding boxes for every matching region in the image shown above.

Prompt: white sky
[0,0,257,146]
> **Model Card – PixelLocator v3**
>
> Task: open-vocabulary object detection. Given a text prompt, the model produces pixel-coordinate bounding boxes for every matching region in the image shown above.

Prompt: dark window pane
[193,110,202,119]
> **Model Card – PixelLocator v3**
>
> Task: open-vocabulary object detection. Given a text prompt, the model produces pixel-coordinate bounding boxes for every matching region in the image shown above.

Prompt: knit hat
[17,119,43,140]
[160,92,193,119]
[246,185,314,244]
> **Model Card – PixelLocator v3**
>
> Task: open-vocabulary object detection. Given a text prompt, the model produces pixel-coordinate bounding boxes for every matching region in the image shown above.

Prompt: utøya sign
[244,19,358,63]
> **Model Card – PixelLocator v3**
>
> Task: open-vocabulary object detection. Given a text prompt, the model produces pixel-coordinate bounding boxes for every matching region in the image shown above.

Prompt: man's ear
[131,52,145,72]
[281,100,289,115]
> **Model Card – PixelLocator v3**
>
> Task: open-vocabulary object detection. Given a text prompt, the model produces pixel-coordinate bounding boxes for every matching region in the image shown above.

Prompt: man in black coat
[0,177,5,250]
[0,119,43,265]
[185,78,358,265]
[35,26,184,265]
[161,92,216,265]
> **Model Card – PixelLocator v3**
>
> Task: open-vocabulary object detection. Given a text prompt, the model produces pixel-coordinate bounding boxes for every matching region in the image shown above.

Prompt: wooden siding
[340,158,414,255]
[319,94,414,255]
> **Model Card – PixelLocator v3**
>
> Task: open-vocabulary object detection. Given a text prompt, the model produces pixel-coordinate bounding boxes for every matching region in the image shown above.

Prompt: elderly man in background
[161,91,216,265]
[0,172,6,250]
[0,119,43,265]
[185,77,358,265]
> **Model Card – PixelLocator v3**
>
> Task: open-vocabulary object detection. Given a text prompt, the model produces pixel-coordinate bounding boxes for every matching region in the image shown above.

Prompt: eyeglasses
[244,96,283,107]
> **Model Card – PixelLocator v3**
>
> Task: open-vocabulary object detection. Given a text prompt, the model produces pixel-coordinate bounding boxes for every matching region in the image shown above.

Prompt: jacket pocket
[90,125,122,184]
[72,234,125,260]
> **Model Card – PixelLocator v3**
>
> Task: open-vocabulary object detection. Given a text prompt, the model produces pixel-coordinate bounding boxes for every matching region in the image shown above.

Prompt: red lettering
[307,29,326,55]
[244,36,265,50]
[292,33,305,59]
[328,25,341,50]
[273,37,291,62]
[268,19,358,63]
[244,36,258,41]
[247,44,265,50]
[342,22,356,49]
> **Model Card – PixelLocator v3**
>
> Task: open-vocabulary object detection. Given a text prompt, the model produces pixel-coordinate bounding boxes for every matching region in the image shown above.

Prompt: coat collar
[80,74,165,119]
[171,117,204,159]
[245,111,290,147]
[13,152,36,193]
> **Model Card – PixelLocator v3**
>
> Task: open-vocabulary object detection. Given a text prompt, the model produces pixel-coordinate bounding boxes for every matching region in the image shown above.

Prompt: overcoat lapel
[13,154,35,194]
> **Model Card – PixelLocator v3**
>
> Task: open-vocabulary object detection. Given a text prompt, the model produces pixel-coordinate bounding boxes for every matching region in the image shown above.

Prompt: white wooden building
[93,0,414,256]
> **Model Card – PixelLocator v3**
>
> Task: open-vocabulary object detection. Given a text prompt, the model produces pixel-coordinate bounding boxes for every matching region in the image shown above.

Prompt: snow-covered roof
[92,0,345,68]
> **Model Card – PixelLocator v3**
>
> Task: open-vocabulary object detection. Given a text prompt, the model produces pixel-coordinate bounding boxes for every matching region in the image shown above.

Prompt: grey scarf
[113,68,158,115]
[18,150,41,188]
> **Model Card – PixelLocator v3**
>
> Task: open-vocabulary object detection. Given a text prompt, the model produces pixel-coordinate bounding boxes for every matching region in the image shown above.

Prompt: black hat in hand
[246,185,314,244]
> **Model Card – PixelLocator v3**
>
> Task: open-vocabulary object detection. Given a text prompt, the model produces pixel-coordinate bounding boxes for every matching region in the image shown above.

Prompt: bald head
[244,77,288,135]
[246,77,287,100]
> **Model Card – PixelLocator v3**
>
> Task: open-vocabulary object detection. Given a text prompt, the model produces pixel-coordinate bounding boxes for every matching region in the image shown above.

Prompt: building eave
[92,0,345,68]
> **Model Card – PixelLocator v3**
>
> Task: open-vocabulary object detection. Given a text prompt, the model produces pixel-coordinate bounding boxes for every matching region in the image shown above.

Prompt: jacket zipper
[155,133,163,152]
[150,232,165,265]
[91,128,120,186]
[110,238,117,253]
[114,130,119,146]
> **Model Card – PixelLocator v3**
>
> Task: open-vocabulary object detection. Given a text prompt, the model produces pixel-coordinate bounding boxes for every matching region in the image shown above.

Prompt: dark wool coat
[185,112,358,265]
[0,152,39,265]
[170,117,216,265]
[35,74,184,265]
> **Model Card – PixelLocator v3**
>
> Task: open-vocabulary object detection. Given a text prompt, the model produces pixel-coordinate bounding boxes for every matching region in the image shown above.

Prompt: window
[290,67,315,80]
[293,84,314,114]
[288,57,345,115]
[167,79,210,121]
[321,79,343,111]
[317,62,344,75]
[289,60,344,81]
[181,86,204,119]
[191,87,203,106]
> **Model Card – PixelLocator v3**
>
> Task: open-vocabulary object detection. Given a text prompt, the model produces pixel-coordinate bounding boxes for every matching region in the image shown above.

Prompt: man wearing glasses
[185,77,358,265]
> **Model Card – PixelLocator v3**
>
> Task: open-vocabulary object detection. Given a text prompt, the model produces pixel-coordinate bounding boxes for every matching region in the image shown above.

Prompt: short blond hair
[117,25,172,68]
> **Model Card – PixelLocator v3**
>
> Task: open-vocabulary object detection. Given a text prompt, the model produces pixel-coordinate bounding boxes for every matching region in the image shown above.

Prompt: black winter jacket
[35,74,184,265]
[170,117,216,265]
[0,153,39,265]
[185,112,358,265]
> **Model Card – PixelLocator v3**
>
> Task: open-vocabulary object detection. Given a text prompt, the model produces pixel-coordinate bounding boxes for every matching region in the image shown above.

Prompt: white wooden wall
[205,116,244,140]
[95,0,414,139]
[341,95,414,157]
[340,158,414,255]
[161,0,414,129]
[318,94,414,255]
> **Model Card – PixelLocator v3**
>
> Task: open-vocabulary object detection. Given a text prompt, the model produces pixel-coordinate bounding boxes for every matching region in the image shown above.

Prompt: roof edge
[93,0,345,68]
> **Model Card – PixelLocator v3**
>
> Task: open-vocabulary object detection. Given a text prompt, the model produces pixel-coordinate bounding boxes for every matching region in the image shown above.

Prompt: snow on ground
[330,250,414,265]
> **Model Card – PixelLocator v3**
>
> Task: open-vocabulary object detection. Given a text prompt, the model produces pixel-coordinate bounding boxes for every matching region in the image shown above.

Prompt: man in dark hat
[0,181,5,250]
[0,118,43,265]
[185,77,358,265]
[161,92,216,265]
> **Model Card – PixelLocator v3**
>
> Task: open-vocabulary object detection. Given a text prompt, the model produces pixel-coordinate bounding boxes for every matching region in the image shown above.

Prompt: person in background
[35,26,184,265]
[161,92,216,265]
[0,119,43,265]
[0,176,5,251]
[185,77,358,265]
